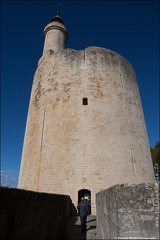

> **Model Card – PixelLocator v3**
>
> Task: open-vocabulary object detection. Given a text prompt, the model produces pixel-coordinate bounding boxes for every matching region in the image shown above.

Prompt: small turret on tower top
[50,11,64,24]
[43,11,68,56]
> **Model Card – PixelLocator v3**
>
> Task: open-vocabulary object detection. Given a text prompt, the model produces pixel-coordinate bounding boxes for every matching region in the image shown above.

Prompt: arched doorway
[78,189,91,214]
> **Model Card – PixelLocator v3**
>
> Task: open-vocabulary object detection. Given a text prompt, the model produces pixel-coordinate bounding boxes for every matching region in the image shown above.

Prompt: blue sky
[1,0,159,187]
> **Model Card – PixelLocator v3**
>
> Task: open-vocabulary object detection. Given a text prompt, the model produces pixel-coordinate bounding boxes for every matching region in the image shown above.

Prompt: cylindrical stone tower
[18,13,155,214]
[43,11,68,55]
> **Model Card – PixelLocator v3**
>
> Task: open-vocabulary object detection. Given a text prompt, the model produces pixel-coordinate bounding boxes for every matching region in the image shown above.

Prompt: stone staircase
[66,215,97,239]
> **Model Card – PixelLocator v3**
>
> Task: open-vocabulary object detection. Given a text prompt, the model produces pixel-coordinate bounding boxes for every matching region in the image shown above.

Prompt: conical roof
[50,11,64,24]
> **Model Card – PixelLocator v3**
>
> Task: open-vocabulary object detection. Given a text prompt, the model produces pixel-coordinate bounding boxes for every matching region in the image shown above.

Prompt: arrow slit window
[83,98,88,105]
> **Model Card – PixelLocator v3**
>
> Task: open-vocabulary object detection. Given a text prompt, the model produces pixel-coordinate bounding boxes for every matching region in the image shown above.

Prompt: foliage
[150,141,160,166]
[150,141,160,182]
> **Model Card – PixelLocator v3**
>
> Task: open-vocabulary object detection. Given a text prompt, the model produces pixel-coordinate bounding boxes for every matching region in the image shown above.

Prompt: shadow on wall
[0,186,77,240]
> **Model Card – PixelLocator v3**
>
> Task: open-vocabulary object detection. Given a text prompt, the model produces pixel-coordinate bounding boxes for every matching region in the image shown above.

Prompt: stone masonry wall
[0,187,73,240]
[96,183,159,239]
[18,47,155,215]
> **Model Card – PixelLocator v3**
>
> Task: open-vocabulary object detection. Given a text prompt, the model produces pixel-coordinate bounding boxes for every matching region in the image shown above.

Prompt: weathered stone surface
[96,183,159,239]
[0,186,73,240]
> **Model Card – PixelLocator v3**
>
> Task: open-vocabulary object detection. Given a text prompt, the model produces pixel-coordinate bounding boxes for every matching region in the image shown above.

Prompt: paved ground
[66,215,97,240]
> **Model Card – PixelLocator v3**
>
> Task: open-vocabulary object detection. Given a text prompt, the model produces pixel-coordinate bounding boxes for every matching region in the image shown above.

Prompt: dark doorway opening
[78,189,91,214]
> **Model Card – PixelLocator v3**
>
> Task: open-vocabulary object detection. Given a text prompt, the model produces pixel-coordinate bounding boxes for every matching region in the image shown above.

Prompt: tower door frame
[78,189,91,214]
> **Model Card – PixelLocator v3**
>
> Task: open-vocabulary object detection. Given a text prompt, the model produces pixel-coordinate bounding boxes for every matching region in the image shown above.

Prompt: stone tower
[18,12,155,214]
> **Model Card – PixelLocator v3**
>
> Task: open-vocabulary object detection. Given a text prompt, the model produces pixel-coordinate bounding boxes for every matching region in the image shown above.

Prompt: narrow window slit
[83,98,88,105]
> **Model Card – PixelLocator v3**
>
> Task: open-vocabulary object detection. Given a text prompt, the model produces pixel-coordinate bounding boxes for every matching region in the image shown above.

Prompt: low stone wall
[96,183,159,239]
[0,187,72,240]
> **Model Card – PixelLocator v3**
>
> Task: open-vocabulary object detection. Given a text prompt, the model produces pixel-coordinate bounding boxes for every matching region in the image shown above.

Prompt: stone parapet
[0,187,74,240]
[96,183,159,239]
